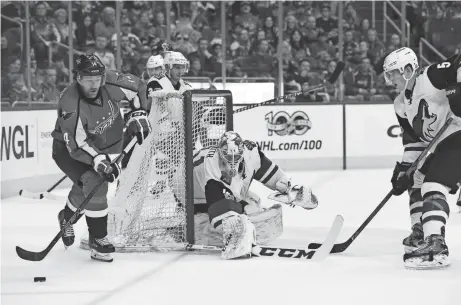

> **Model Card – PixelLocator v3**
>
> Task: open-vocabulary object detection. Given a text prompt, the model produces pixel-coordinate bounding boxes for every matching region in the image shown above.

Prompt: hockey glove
[391,162,414,196]
[93,154,121,182]
[446,83,461,117]
[125,110,152,145]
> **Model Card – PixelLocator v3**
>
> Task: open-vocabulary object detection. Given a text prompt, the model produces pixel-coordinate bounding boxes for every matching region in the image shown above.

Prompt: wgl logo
[1,125,35,161]
[265,111,312,136]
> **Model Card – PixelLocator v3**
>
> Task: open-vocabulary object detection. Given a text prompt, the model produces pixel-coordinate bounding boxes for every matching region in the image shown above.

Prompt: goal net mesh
[81,90,232,252]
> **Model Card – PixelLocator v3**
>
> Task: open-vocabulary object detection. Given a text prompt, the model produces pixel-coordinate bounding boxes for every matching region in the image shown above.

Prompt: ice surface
[2,169,460,305]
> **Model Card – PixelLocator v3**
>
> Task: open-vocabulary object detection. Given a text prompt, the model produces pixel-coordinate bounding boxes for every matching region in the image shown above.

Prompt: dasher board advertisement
[233,105,343,166]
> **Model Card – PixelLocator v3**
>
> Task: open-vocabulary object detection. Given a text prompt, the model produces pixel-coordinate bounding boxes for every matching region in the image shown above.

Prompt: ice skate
[402,223,424,253]
[457,196,461,213]
[58,209,75,247]
[403,234,450,270]
[89,235,115,262]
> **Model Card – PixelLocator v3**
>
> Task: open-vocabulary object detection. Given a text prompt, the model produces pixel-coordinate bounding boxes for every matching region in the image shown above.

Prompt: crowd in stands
[2,1,461,105]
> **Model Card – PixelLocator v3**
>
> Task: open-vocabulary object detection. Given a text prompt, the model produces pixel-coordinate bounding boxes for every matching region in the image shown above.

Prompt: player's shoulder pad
[58,82,78,105]
[105,70,142,92]
[426,55,460,89]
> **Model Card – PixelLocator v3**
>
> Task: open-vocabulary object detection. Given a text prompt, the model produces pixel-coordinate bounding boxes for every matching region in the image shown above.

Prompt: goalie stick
[185,214,343,260]
[15,137,138,262]
[19,175,67,201]
[233,61,345,114]
[307,117,454,254]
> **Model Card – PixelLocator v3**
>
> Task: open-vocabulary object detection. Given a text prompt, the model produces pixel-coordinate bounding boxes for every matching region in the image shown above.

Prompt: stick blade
[16,246,46,261]
[327,61,345,84]
[311,215,344,261]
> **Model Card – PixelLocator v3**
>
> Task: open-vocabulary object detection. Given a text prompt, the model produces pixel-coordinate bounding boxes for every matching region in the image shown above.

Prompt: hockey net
[80,90,233,252]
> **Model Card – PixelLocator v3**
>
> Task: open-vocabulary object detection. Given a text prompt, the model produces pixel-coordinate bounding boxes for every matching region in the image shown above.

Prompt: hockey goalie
[383,47,461,269]
[192,131,319,259]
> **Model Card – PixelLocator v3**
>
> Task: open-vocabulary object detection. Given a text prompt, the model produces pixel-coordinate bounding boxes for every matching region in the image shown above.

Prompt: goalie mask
[146,55,165,78]
[218,131,244,178]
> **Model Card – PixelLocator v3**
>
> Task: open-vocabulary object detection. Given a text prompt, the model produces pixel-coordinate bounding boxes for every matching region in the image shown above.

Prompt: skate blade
[404,254,451,270]
[91,249,113,262]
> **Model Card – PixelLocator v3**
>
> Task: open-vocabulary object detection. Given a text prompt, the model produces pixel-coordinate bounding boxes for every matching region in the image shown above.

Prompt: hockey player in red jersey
[383,47,461,269]
[193,131,318,259]
[51,54,151,262]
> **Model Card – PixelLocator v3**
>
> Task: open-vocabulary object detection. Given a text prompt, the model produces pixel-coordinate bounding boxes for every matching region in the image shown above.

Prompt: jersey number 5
[437,62,451,69]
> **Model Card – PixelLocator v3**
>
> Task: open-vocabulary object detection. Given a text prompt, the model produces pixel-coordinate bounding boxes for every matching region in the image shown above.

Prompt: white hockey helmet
[383,47,419,85]
[164,51,189,75]
[146,55,165,78]
[217,131,244,178]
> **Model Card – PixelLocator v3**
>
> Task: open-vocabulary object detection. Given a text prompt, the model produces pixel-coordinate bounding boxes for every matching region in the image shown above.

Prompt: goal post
[80,90,234,252]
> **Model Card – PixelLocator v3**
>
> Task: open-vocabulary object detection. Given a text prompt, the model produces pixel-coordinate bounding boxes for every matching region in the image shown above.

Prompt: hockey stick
[15,138,138,262]
[308,117,454,253]
[233,61,345,114]
[19,175,68,201]
[185,215,343,260]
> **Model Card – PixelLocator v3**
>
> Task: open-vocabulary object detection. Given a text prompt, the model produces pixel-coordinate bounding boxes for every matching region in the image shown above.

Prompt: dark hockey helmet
[75,54,106,77]
[153,40,172,56]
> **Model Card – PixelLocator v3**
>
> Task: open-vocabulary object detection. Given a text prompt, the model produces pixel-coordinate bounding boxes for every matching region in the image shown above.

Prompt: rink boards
[1,103,402,198]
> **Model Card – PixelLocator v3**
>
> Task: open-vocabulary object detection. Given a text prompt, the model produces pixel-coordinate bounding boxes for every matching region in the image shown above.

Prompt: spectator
[76,14,95,50]
[53,54,70,89]
[37,66,60,102]
[284,15,299,39]
[343,29,358,59]
[120,35,140,74]
[152,12,167,40]
[344,57,377,100]
[389,33,401,50]
[185,56,205,77]
[351,41,374,66]
[234,1,259,31]
[290,29,308,60]
[323,60,339,100]
[252,39,275,77]
[53,8,75,45]
[295,81,324,102]
[30,1,60,69]
[357,18,371,41]
[316,4,337,34]
[310,32,335,59]
[187,38,213,74]
[94,7,116,41]
[91,35,116,70]
[133,11,153,43]
[344,2,360,29]
[229,29,252,58]
[174,33,196,55]
[135,45,152,76]
[111,19,142,49]
[303,16,320,45]
[8,73,32,103]
[367,29,385,65]
[262,16,278,48]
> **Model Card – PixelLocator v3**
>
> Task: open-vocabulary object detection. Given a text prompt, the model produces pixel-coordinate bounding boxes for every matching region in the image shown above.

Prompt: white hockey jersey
[394,55,461,164]
[193,142,279,205]
[146,75,192,140]
[146,75,192,98]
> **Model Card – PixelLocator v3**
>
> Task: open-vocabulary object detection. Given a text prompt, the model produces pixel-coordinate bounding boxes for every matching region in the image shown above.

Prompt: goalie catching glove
[125,110,151,145]
[269,177,318,210]
[93,154,121,182]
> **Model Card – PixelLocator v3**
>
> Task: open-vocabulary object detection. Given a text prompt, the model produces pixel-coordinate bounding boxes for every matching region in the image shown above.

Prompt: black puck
[34,277,46,282]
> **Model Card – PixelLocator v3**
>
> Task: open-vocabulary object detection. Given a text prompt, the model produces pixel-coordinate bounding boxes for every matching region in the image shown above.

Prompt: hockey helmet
[75,54,105,77]
[154,40,172,56]
[383,47,419,85]
[146,55,165,78]
[217,131,244,177]
[164,51,189,75]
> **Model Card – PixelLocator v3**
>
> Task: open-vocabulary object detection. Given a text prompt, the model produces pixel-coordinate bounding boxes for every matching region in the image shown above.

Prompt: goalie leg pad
[247,204,283,245]
[210,211,255,259]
